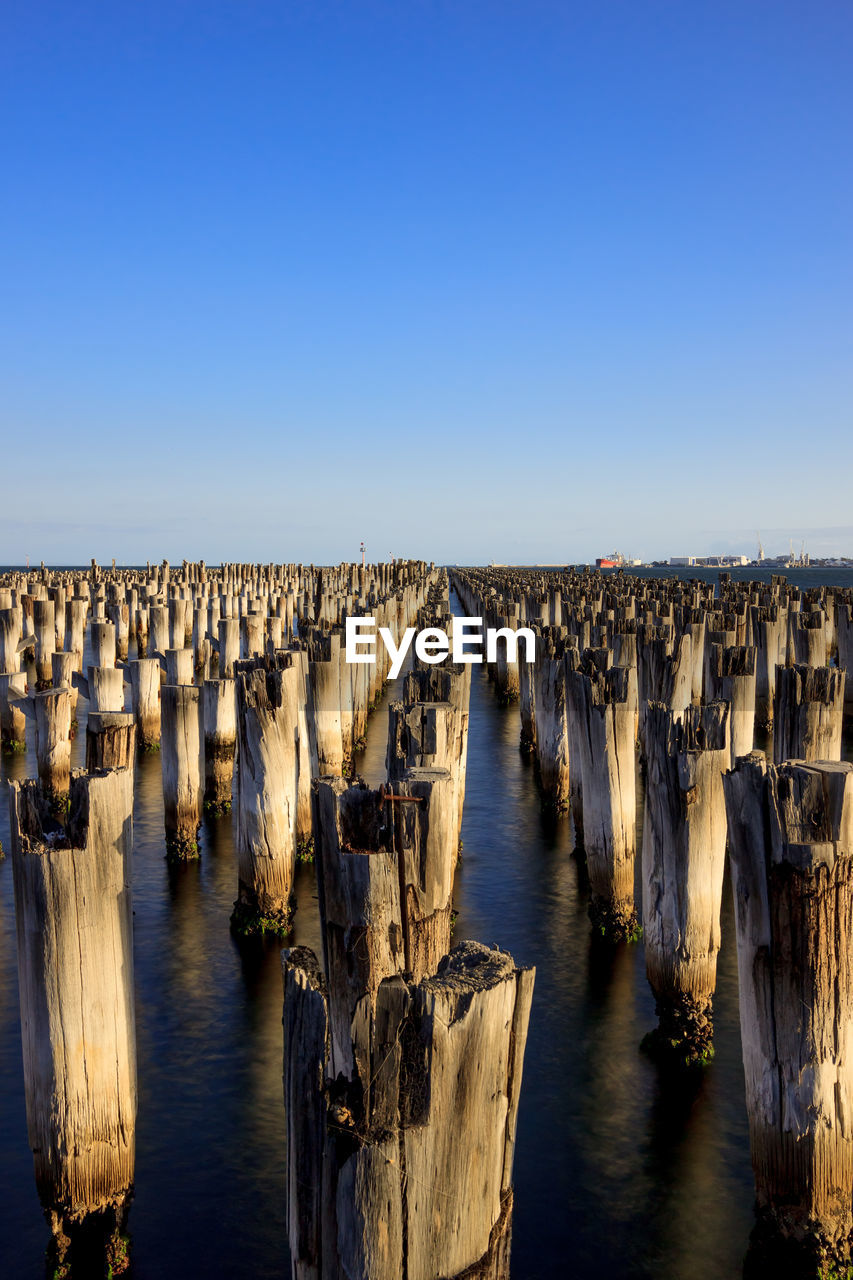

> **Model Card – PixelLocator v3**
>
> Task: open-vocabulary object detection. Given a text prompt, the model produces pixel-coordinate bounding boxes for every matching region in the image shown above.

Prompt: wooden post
[50,652,78,721]
[65,599,87,671]
[91,620,117,669]
[87,665,125,713]
[134,605,149,657]
[129,657,161,748]
[307,632,344,778]
[0,670,28,750]
[232,663,299,933]
[86,711,137,771]
[108,601,130,661]
[217,617,240,678]
[565,663,639,940]
[837,603,853,712]
[723,756,853,1273]
[160,684,203,859]
[402,663,471,843]
[0,605,23,674]
[33,599,55,688]
[202,678,236,812]
[642,700,730,1063]
[750,605,784,728]
[773,665,845,764]
[33,688,72,798]
[9,767,136,1265]
[531,633,570,809]
[163,646,194,686]
[282,939,534,1280]
[706,643,757,766]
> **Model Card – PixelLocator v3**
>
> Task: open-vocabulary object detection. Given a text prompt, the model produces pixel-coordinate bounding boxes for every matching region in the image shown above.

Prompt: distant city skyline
[2,3,851,564]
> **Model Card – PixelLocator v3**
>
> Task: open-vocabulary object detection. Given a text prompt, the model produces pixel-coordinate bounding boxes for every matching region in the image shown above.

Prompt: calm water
[0,572,851,1278]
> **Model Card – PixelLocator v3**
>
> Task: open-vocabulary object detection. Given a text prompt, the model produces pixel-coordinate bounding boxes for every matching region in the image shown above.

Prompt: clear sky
[2,1,851,565]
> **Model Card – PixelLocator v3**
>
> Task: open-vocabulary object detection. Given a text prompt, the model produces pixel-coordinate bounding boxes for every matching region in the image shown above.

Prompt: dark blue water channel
[1,578,851,1277]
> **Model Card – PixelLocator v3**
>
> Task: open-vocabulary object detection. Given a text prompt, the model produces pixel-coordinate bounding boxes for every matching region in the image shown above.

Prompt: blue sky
[2,1,851,564]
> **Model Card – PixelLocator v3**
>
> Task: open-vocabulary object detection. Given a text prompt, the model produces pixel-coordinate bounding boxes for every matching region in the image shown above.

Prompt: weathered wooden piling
[202,678,236,812]
[314,768,457,1061]
[307,631,345,777]
[706,643,757,765]
[773,664,845,764]
[128,657,161,748]
[108,601,130,661]
[160,684,204,859]
[86,712,137,771]
[9,767,136,1258]
[86,665,125,713]
[837,603,853,711]
[32,599,56,688]
[217,617,240,678]
[50,651,78,719]
[565,663,639,940]
[90,620,117,670]
[283,939,534,1280]
[232,663,299,933]
[33,688,72,798]
[163,646,194,686]
[642,700,730,1063]
[0,605,23,674]
[532,632,570,809]
[402,661,471,842]
[0,670,28,750]
[724,756,853,1273]
[65,598,87,671]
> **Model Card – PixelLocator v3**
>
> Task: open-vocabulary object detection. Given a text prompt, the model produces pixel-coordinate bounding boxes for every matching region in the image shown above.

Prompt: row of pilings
[452,564,853,1278]
[1,561,535,1279]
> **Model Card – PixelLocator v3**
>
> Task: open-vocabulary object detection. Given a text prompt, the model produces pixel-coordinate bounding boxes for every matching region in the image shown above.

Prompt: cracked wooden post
[0,605,23,675]
[9,766,136,1272]
[706,643,757,766]
[134,604,149,657]
[282,939,534,1280]
[232,662,299,934]
[217,617,240,678]
[751,606,784,729]
[51,652,78,723]
[86,712,136,771]
[33,599,55,689]
[307,631,345,778]
[641,700,730,1063]
[160,684,203,859]
[402,662,471,844]
[86,665,125,713]
[108,601,130,661]
[128,657,161,748]
[312,770,457,1079]
[773,665,845,764]
[532,632,570,810]
[65,598,87,671]
[202,678,236,813]
[91,620,117,670]
[149,605,169,658]
[723,756,853,1275]
[0,671,28,751]
[33,688,72,799]
[565,662,639,940]
[163,646,194,686]
[837,603,853,713]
